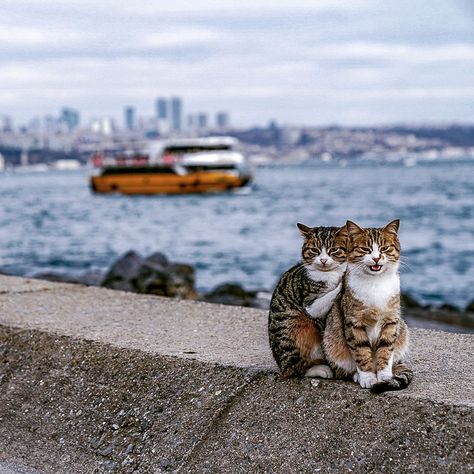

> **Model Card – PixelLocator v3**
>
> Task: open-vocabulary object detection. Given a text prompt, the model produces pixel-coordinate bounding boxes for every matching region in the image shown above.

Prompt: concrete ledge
[0,275,473,473]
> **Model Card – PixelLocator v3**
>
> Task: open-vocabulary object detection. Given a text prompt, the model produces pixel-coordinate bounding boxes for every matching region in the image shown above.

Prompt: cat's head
[297,223,348,272]
[346,219,400,276]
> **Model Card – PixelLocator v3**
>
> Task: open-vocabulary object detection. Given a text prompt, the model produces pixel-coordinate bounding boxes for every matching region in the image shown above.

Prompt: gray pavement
[0,462,42,474]
[0,275,473,473]
[0,275,473,407]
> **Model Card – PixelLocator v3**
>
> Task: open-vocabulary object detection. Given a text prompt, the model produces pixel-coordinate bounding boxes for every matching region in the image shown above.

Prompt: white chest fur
[347,265,399,310]
[306,263,346,291]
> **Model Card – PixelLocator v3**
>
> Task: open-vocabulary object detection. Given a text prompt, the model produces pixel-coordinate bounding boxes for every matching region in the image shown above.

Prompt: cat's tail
[370,363,414,393]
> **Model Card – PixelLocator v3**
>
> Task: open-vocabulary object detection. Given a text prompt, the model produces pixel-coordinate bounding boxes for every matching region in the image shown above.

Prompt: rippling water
[0,159,473,309]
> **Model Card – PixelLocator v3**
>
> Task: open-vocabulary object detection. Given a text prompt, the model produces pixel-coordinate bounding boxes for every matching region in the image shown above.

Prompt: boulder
[101,251,144,292]
[400,292,424,309]
[203,283,259,307]
[439,303,460,312]
[134,253,197,299]
[466,300,474,313]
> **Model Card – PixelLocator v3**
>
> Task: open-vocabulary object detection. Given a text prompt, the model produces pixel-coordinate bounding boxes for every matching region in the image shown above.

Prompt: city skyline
[0,1,473,127]
[0,95,233,133]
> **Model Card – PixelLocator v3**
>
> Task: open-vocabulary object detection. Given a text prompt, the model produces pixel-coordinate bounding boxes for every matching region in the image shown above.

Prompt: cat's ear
[335,224,349,249]
[383,219,400,235]
[335,223,348,238]
[346,220,364,238]
[297,223,312,237]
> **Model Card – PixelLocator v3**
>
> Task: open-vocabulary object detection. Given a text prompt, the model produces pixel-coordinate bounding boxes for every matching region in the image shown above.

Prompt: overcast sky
[1,0,473,127]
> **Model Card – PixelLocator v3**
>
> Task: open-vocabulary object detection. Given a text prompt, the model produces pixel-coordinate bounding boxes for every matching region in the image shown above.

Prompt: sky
[0,0,473,128]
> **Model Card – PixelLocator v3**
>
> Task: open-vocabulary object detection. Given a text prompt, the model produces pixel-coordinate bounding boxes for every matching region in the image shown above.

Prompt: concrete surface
[0,275,473,473]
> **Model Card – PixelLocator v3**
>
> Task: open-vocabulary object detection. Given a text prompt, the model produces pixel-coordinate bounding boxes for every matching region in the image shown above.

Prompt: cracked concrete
[0,275,473,473]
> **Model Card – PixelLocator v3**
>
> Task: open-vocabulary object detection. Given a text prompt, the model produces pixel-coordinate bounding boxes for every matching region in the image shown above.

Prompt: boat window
[184,164,236,172]
[163,145,231,154]
[102,166,177,175]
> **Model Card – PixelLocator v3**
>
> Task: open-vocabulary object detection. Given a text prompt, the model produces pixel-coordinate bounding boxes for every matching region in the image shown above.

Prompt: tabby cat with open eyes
[323,219,413,392]
[268,224,348,378]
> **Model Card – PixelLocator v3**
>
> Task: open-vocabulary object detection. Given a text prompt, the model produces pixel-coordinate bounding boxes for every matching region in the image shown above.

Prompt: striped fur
[323,219,413,392]
[268,224,347,378]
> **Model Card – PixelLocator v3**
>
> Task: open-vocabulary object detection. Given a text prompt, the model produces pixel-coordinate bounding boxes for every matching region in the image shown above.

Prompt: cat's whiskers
[397,258,413,272]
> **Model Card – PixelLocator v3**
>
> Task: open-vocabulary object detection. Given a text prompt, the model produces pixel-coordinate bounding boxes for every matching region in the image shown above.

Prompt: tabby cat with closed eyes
[268,223,348,378]
[323,219,413,392]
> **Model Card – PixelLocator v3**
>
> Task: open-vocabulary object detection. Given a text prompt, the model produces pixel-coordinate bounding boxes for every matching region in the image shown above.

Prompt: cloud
[0,0,472,125]
[313,42,474,63]
[0,25,83,47]
[143,27,223,48]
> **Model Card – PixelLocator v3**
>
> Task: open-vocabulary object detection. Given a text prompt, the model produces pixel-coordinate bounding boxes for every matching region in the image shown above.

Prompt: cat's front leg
[305,282,342,319]
[374,320,398,381]
[345,322,377,389]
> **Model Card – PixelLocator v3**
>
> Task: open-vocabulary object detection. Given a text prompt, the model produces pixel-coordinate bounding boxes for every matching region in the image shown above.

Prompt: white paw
[305,364,334,379]
[377,372,393,382]
[357,370,378,389]
[352,372,359,383]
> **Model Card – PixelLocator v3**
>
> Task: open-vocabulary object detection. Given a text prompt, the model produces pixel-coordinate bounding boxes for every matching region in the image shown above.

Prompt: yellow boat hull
[90,170,250,195]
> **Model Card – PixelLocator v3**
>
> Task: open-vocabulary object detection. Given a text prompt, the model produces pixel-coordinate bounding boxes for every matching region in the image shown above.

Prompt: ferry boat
[90,137,252,195]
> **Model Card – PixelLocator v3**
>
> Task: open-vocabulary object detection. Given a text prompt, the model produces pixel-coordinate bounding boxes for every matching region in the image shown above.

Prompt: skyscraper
[60,107,80,131]
[156,98,168,120]
[124,106,135,131]
[170,97,183,131]
[197,113,208,129]
[216,111,230,129]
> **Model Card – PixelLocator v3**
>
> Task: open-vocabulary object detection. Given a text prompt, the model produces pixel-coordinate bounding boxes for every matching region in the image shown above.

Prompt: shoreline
[2,249,473,334]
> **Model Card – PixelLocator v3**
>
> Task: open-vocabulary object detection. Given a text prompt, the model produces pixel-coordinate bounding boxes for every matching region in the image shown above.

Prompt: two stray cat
[268,220,413,392]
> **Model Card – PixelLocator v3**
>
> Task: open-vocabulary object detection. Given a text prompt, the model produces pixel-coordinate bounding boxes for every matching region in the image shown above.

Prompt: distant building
[42,115,62,137]
[124,106,136,131]
[170,97,183,131]
[91,117,114,135]
[60,107,80,131]
[0,115,13,132]
[216,111,230,129]
[197,113,208,129]
[156,98,168,120]
[186,114,195,129]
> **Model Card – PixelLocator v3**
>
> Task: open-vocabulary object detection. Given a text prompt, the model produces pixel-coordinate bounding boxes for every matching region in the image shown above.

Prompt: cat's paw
[357,370,378,389]
[377,372,393,382]
[305,364,334,379]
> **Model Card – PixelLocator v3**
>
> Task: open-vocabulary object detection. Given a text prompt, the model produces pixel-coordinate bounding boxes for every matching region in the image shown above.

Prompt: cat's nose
[373,256,381,263]
[320,258,328,265]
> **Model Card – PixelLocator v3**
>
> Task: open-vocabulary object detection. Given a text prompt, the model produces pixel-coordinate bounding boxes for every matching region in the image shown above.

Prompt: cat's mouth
[369,265,382,272]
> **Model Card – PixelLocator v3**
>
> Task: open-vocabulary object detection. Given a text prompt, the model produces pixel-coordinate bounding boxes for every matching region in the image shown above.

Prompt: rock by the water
[203,283,259,307]
[145,251,169,267]
[466,300,474,313]
[439,303,461,312]
[134,256,197,299]
[101,251,144,292]
[400,292,425,309]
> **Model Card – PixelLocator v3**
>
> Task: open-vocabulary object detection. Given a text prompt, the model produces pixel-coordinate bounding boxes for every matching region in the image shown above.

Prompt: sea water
[0,159,473,309]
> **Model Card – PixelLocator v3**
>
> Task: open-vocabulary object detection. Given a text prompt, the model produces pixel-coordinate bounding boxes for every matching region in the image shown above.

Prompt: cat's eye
[380,246,390,252]
[360,246,372,253]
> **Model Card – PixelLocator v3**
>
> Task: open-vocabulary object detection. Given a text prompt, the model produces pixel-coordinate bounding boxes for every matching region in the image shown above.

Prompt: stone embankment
[0,275,473,473]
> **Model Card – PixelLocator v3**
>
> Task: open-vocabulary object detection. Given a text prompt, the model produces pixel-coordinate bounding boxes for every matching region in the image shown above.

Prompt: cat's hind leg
[297,316,334,379]
[281,310,333,379]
